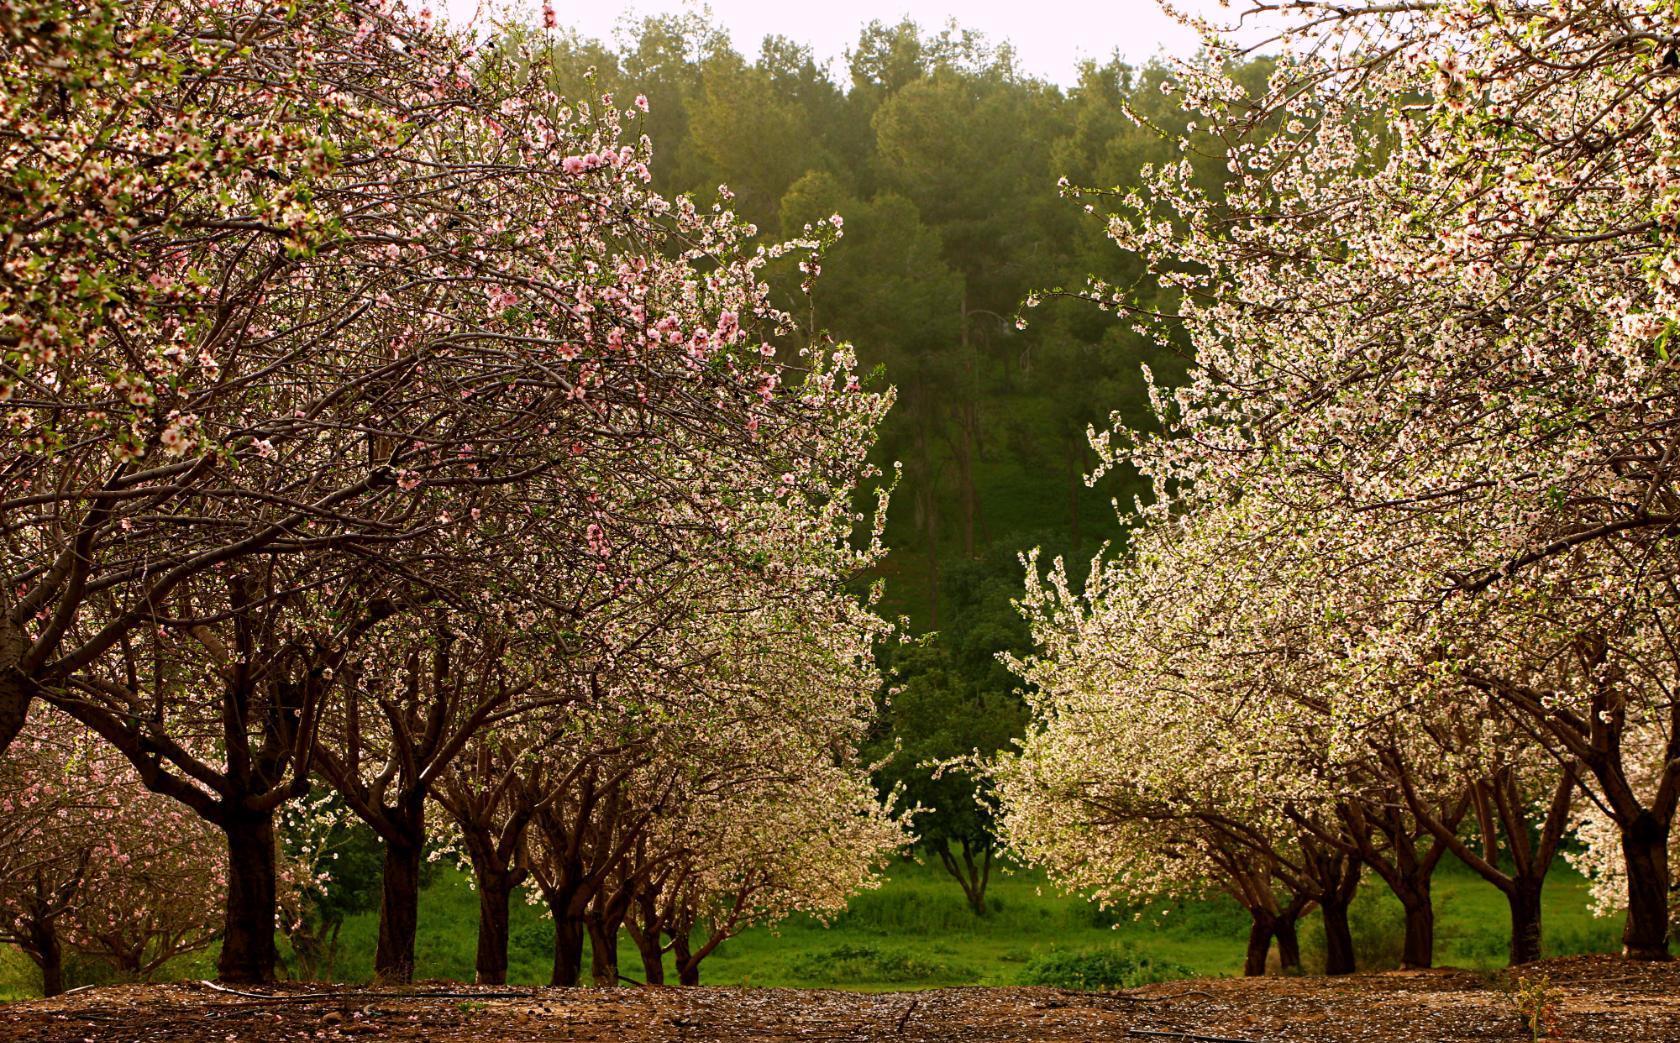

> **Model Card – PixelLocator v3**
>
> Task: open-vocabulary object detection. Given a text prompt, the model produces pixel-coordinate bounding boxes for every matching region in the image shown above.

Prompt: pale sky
[444,0,1235,86]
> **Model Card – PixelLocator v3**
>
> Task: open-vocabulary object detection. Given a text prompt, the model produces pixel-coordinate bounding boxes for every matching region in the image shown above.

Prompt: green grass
[0,854,1623,996]
[315,855,1619,990]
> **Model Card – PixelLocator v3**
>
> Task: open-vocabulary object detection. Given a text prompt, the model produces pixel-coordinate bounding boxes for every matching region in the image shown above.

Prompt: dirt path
[0,955,1672,1042]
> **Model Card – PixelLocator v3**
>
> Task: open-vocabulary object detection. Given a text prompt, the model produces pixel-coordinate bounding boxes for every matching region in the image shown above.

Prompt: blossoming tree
[1006,0,1680,962]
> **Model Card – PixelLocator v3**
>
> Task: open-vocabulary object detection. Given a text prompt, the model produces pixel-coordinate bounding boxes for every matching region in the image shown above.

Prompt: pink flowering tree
[0,713,224,994]
[5,0,891,985]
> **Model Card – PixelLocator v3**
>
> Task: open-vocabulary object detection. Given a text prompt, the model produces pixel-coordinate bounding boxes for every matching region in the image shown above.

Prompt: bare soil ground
[0,955,1674,1043]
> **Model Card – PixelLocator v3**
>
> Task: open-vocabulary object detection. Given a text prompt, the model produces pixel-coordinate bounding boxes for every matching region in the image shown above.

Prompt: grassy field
[307,855,1621,990]
[0,854,1623,997]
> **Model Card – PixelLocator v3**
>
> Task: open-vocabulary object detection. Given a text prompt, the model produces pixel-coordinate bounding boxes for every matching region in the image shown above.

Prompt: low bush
[784,944,979,984]
[1017,945,1193,991]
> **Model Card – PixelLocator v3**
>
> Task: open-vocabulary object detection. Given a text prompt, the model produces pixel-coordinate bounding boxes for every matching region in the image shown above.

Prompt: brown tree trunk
[1621,812,1673,960]
[218,808,279,983]
[474,869,515,985]
[1399,891,1434,970]
[672,931,699,987]
[1507,876,1544,966]
[551,915,585,987]
[30,918,64,997]
[586,915,619,986]
[1320,894,1356,976]
[1243,912,1273,977]
[1274,913,1302,973]
[935,838,992,916]
[632,926,665,985]
[374,837,422,983]
[0,658,32,761]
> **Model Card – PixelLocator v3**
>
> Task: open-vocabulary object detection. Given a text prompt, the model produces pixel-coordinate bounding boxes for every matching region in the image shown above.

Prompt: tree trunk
[635,931,665,985]
[374,837,423,983]
[1320,895,1356,976]
[218,808,279,984]
[1243,913,1273,977]
[1274,913,1301,974]
[1621,813,1673,960]
[1399,892,1434,970]
[0,658,32,761]
[551,915,585,987]
[672,931,699,986]
[31,919,64,997]
[935,838,992,916]
[587,916,619,987]
[1506,876,1544,966]
[474,870,515,985]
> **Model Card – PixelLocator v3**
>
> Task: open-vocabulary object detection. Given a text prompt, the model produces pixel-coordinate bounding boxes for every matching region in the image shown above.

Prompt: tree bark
[551,915,585,987]
[374,837,423,983]
[1320,894,1356,976]
[30,918,64,997]
[1274,912,1302,973]
[218,808,279,983]
[627,920,665,985]
[0,659,32,762]
[672,931,699,986]
[474,869,515,986]
[1399,890,1434,970]
[935,838,992,916]
[1621,812,1673,960]
[1506,876,1544,966]
[586,915,619,987]
[1243,913,1273,977]
[633,929,665,985]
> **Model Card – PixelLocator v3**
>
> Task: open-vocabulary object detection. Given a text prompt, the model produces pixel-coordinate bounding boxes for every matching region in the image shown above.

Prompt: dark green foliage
[786,943,981,985]
[1018,945,1193,990]
[278,812,385,981]
[521,10,1256,914]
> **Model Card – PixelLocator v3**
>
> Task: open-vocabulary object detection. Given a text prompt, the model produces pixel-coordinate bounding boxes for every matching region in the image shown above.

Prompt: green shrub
[1018,944,1193,990]
[784,943,979,984]
[511,918,553,961]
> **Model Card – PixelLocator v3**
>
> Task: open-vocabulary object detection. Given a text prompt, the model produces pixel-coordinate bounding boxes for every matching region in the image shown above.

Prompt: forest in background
[528,12,1232,908]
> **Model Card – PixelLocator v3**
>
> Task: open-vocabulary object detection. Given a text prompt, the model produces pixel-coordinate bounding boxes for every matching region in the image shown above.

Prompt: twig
[195,980,340,1001]
[894,996,920,1033]
[193,981,533,1004]
[1128,1030,1263,1043]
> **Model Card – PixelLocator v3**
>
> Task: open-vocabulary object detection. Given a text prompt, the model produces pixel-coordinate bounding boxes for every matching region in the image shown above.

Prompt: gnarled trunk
[30,917,64,997]
[1243,912,1274,977]
[473,868,515,986]
[672,931,700,987]
[586,915,619,986]
[1507,876,1544,966]
[1399,889,1434,970]
[626,915,666,985]
[218,808,279,983]
[551,914,585,987]
[374,836,423,983]
[1274,912,1301,973]
[0,658,32,761]
[935,837,993,916]
[1320,894,1356,976]
[1621,813,1672,960]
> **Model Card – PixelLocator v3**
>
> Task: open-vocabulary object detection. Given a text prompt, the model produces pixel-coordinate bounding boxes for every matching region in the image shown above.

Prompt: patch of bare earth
[0,956,1672,1043]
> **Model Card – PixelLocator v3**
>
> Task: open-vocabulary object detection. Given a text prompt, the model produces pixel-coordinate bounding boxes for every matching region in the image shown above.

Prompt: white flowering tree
[1004,0,1680,962]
